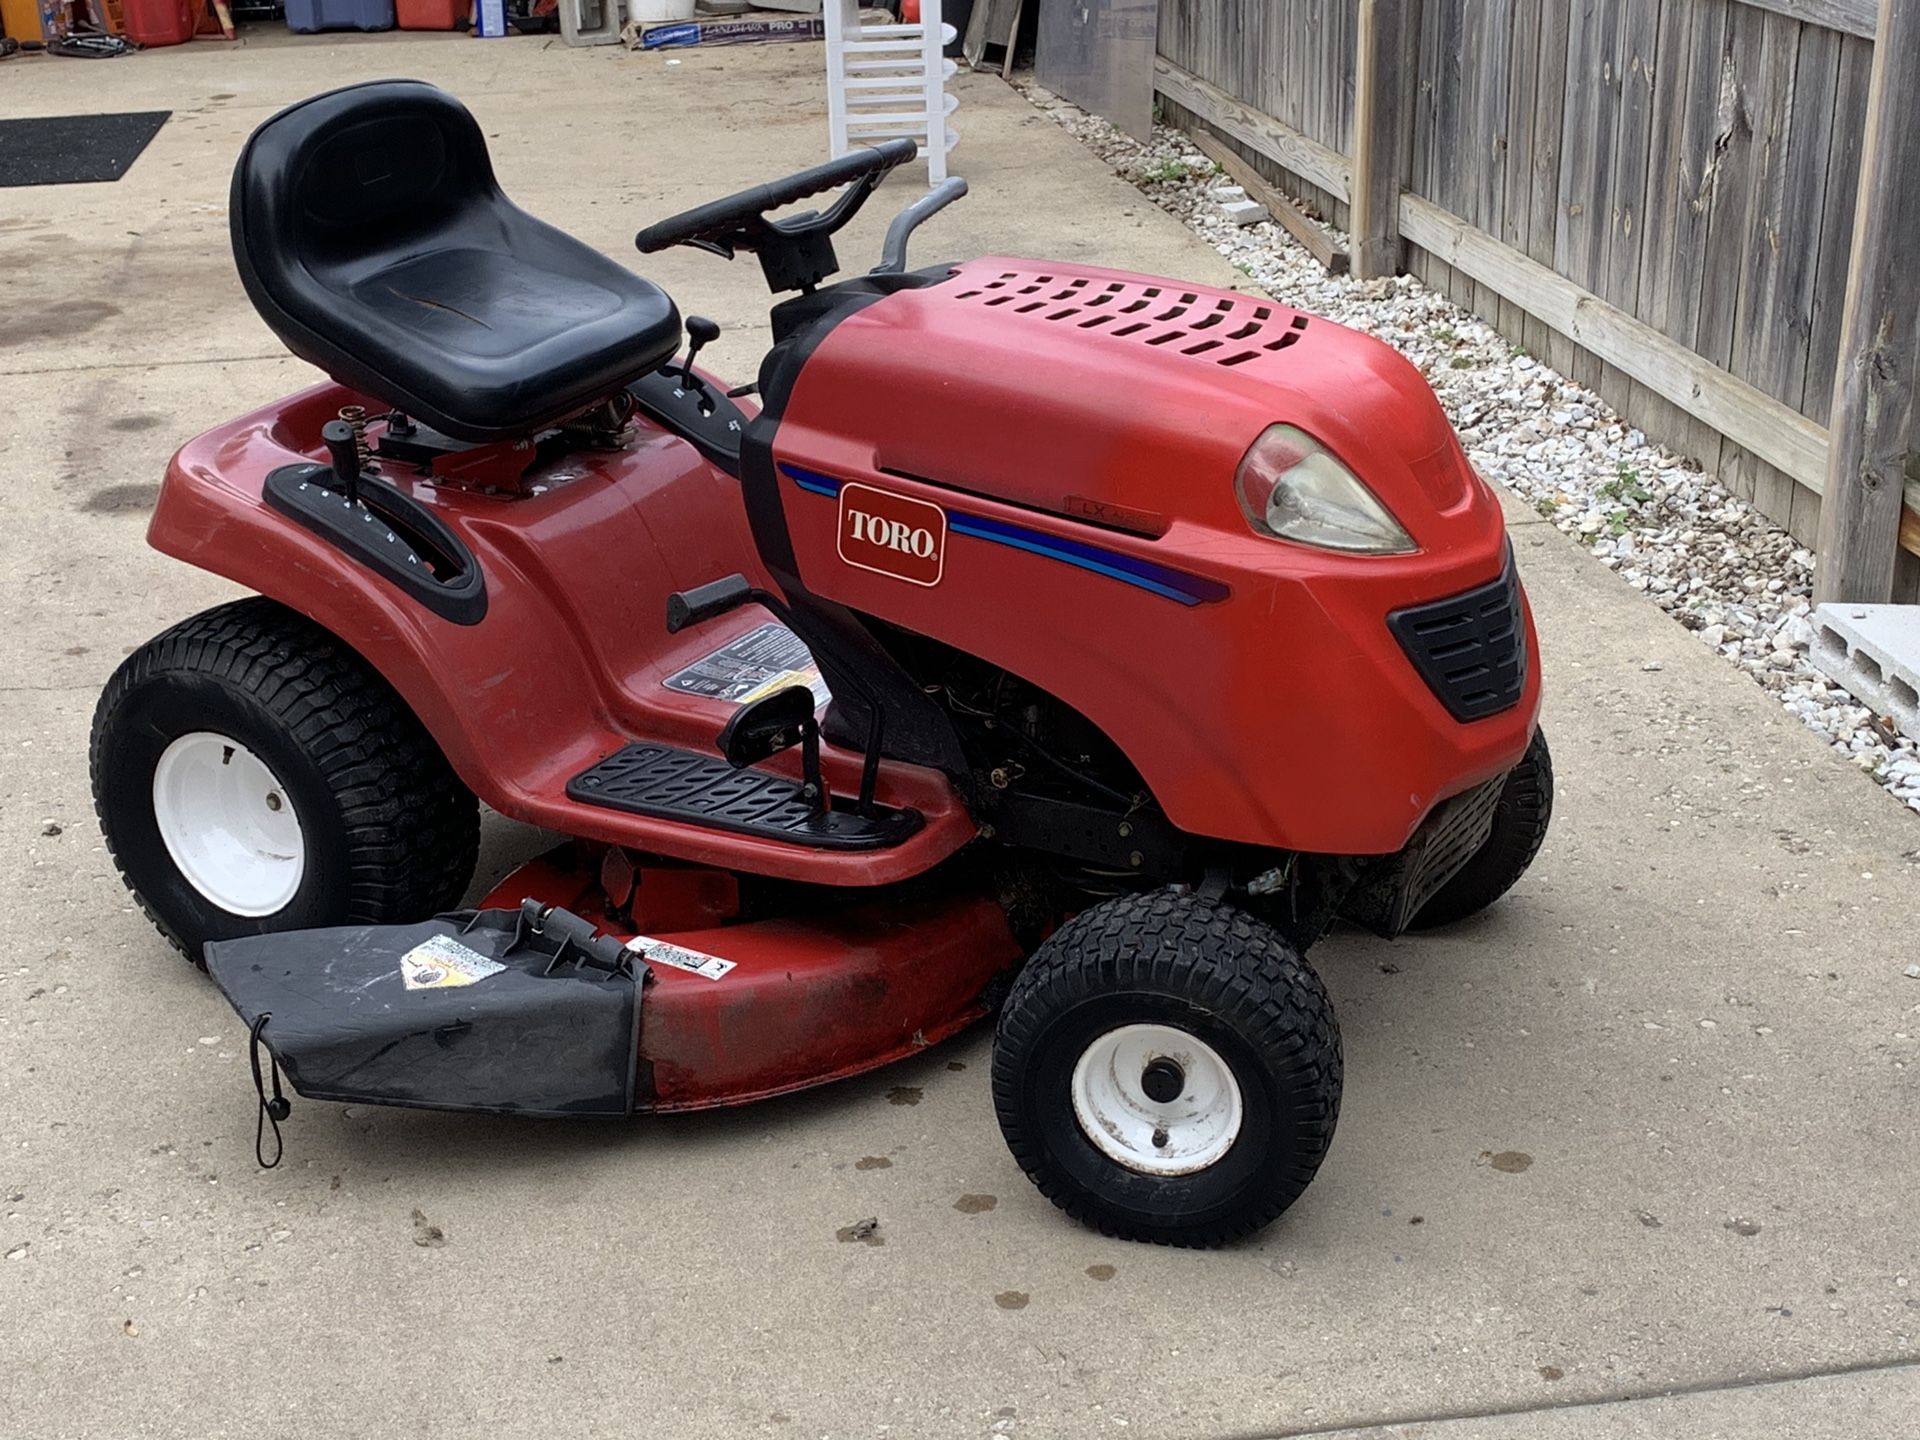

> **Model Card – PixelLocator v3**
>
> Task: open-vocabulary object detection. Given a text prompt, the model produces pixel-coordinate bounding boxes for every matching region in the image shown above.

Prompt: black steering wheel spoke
[634,139,919,295]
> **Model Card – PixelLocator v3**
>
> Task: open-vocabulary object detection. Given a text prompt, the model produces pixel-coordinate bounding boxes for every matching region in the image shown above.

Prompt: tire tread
[1410,728,1554,931]
[992,889,1342,1247]
[91,598,479,959]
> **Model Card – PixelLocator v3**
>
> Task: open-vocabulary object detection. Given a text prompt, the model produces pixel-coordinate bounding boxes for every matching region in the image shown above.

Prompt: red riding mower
[91,81,1549,1246]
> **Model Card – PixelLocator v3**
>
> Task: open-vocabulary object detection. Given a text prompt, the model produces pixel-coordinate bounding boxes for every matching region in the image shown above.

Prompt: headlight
[1233,424,1416,555]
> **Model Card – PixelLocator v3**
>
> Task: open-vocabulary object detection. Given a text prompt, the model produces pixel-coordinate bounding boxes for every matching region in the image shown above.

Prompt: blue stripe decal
[781,463,1227,606]
[946,511,1228,605]
[780,463,842,498]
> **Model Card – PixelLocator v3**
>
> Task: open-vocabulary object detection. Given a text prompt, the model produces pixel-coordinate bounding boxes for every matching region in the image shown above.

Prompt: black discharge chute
[205,902,646,1142]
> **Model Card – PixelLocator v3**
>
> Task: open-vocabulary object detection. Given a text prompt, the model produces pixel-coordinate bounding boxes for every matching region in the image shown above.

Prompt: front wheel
[91,598,480,963]
[991,890,1342,1247]
[1409,727,1554,931]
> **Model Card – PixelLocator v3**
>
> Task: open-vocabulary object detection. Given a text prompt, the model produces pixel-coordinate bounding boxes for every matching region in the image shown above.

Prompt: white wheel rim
[151,731,305,917]
[1070,1022,1244,1176]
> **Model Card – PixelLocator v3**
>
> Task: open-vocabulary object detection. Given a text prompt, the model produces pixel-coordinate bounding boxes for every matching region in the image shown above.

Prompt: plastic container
[284,0,394,30]
[0,0,46,40]
[627,0,694,21]
[123,0,197,44]
[395,0,463,26]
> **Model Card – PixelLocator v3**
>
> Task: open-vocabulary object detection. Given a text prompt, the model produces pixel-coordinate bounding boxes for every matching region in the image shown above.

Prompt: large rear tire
[91,598,479,963]
[1409,727,1553,931]
[992,890,1341,1247]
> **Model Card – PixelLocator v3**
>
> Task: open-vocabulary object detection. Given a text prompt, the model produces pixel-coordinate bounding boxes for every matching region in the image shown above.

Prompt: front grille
[1388,554,1528,721]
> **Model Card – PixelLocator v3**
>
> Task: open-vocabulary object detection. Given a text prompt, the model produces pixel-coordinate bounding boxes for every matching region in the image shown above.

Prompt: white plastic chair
[824,0,959,184]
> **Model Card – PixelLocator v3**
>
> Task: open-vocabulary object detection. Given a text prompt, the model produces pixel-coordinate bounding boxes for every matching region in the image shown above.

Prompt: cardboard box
[636,11,822,45]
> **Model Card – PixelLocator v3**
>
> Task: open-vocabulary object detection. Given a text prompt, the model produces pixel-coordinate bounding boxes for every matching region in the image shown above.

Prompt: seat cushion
[231,81,682,442]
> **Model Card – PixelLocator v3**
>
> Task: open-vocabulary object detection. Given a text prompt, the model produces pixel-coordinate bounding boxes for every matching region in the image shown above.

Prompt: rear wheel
[1409,727,1554,931]
[91,598,479,963]
[992,890,1341,1247]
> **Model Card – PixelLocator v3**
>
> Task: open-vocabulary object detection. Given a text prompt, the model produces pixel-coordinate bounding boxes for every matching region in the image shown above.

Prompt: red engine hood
[779,256,1484,544]
[766,258,1531,856]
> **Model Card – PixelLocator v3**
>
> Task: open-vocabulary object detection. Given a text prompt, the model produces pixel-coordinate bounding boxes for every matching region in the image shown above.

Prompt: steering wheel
[635,139,920,260]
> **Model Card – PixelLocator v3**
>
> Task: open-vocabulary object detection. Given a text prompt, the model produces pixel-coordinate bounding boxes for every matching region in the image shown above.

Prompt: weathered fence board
[1522,0,1572,369]
[1738,0,1876,38]
[1152,59,1350,196]
[1816,0,1920,602]
[1804,30,1873,427]
[1352,0,1415,277]
[1155,0,1915,592]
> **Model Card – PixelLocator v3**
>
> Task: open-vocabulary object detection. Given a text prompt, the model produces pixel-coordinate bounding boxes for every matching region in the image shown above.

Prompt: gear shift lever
[321,419,362,509]
[679,316,721,413]
[680,315,721,381]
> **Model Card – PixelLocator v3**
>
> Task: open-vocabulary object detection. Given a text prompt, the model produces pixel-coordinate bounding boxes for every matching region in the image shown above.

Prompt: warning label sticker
[626,936,737,981]
[663,621,830,708]
[399,935,507,991]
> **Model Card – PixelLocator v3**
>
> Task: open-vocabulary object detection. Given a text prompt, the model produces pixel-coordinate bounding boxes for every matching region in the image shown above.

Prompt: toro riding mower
[91,82,1550,1246]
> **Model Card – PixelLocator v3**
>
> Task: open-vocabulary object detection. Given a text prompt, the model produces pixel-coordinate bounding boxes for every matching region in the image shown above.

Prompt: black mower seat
[231,80,681,443]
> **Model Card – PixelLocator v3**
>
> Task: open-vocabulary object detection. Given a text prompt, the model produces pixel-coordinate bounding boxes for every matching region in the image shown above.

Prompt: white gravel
[1016,80,1920,817]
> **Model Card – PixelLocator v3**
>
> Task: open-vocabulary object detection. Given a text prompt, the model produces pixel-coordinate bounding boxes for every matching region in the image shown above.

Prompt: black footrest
[567,743,923,851]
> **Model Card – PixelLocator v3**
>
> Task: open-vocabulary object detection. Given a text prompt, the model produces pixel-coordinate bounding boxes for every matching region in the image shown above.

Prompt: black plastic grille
[1388,556,1528,722]
[567,743,920,851]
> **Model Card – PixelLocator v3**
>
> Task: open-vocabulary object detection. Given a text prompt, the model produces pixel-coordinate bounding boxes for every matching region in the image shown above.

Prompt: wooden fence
[1151,0,1920,602]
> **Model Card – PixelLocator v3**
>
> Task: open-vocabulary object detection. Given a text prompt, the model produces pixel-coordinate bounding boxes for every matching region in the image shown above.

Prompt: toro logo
[836,482,947,587]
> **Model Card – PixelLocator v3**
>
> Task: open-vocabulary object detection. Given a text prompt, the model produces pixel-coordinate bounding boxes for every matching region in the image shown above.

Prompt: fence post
[1815,0,1920,605]
[1351,0,1415,280]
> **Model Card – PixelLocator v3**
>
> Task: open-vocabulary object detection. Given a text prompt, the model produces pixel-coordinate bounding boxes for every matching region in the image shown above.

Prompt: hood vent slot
[951,270,1310,367]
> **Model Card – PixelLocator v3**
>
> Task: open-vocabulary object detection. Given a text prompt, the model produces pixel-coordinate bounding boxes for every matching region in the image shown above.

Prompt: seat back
[230,81,682,441]
[231,80,497,392]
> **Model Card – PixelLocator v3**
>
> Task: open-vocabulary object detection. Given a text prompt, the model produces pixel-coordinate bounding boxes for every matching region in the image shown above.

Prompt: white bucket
[629,0,696,20]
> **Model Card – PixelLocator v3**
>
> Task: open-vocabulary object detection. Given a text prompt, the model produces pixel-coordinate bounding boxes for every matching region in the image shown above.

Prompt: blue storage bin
[285,0,395,30]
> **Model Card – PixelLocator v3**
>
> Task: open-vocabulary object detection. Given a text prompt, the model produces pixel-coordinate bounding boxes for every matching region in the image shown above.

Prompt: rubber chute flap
[204,901,643,1116]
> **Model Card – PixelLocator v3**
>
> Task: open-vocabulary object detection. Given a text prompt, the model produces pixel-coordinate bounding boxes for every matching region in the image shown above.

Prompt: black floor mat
[0,111,170,188]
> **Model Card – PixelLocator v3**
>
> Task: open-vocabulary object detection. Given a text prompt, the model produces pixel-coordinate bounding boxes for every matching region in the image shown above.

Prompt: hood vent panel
[949,270,1310,368]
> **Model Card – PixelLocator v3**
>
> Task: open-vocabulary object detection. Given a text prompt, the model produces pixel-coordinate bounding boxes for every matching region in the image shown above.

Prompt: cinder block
[1810,603,1920,742]
[1220,198,1268,226]
[1211,184,1247,202]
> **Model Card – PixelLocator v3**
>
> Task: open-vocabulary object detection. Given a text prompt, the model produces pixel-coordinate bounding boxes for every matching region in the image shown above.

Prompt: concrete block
[1220,198,1268,226]
[1810,602,1920,741]
[1211,184,1246,202]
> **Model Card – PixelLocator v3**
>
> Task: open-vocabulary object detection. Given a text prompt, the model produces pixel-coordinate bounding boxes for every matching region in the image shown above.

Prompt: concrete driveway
[4,31,1919,1440]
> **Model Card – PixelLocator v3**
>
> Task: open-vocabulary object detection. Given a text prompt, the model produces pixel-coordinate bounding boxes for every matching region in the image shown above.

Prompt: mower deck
[477,849,1023,1111]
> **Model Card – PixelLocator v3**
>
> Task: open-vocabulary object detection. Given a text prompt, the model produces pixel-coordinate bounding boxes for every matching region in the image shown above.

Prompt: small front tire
[1409,727,1554,931]
[91,598,480,963]
[992,890,1342,1247]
